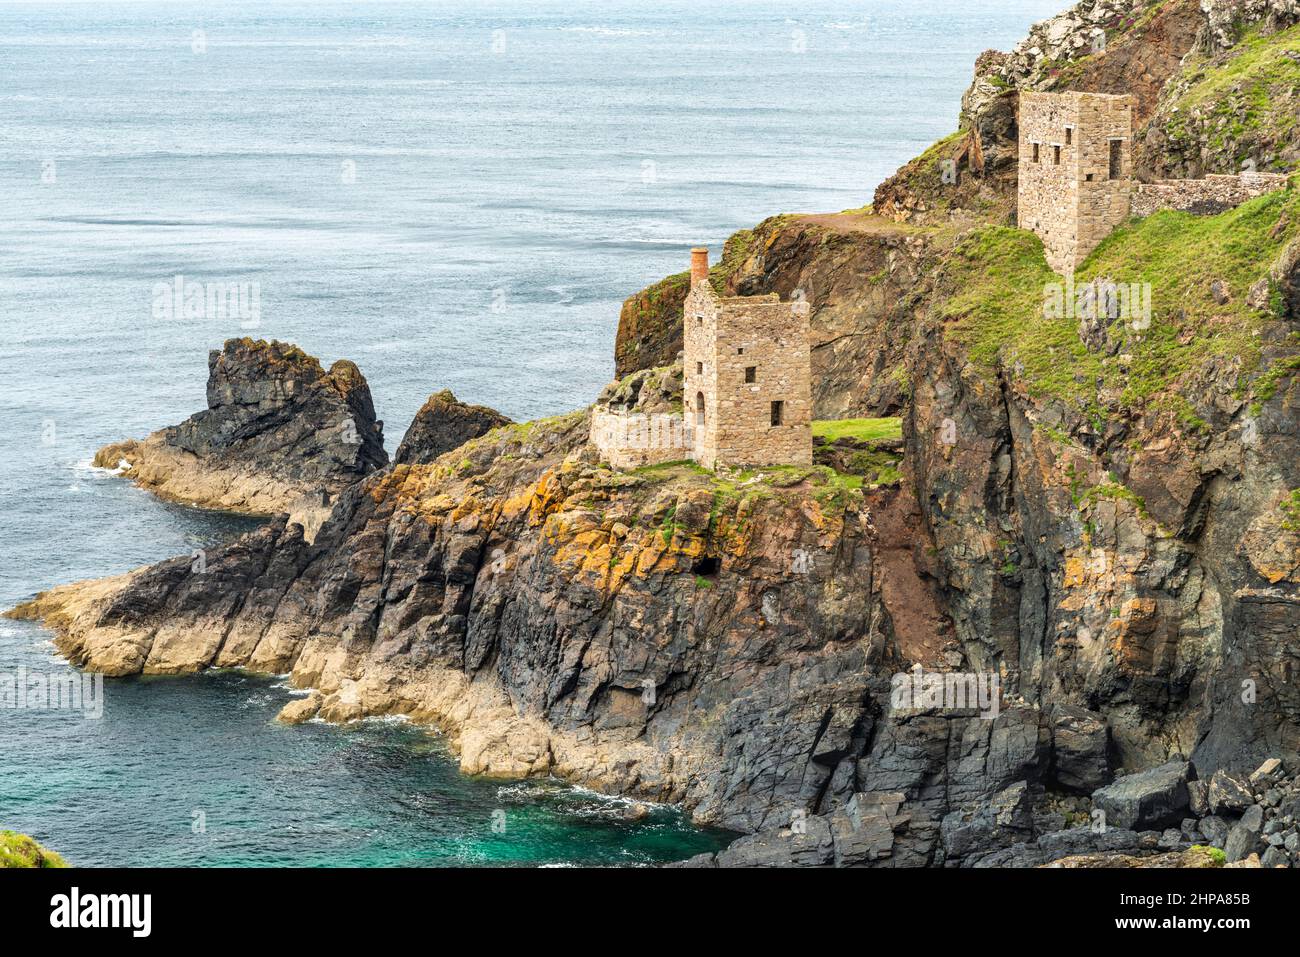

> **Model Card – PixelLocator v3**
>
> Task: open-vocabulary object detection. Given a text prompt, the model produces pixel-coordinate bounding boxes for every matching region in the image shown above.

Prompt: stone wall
[1132,172,1290,217]
[683,266,812,470]
[1018,91,1133,275]
[589,410,692,470]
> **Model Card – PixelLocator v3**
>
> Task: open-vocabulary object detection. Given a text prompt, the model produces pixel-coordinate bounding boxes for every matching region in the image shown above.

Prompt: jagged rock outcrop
[10,412,958,835]
[93,339,387,538]
[394,389,511,466]
[614,213,929,417]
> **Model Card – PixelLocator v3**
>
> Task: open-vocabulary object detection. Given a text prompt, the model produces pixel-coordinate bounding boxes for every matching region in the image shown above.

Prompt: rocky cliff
[9,0,1300,867]
[394,389,512,466]
[94,338,388,537]
[11,410,954,838]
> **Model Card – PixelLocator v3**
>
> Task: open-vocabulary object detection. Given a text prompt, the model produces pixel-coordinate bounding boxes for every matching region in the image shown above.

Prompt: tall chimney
[690,247,709,286]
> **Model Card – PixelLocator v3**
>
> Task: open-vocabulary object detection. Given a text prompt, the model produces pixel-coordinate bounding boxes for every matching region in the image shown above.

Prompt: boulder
[1208,769,1253,815]
[1224,807,1266,863]
[1249,757,1284,786]
[1260,846,1290,868]
[1199,815,1230,848]
[276,690,322,725]
[1091,760,1191,830]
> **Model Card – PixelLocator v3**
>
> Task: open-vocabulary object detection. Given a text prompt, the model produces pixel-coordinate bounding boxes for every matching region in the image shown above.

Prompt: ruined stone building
[1018,91,1135,276]
[1018,90,1290,276]
[591,247,813,470]
[682,247,812,470]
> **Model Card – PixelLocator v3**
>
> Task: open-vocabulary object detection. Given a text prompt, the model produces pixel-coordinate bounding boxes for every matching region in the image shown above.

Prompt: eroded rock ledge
[9,410,959,837]
[93,338,388,538]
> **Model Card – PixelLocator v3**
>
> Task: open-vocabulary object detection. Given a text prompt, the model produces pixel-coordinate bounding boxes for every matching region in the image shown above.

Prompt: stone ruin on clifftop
[592,247,813,471]
[1017,90,1290,276]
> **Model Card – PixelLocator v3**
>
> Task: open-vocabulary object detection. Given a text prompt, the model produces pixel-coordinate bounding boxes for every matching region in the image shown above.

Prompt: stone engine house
[1018,91,1134,276]
[1017,90,1288,276]
[682,247,812,470]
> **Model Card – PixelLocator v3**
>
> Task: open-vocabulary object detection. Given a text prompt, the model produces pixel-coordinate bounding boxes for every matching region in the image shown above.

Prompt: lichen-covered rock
[10,411,956,836]
[1208,769,1254,814]
[94,338,387,538]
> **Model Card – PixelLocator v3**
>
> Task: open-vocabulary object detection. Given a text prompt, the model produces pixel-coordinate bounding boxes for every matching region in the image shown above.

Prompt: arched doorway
[695,392,705,426]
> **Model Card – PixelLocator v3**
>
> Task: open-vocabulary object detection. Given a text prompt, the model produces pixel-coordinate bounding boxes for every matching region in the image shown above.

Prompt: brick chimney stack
[690,247,709,286]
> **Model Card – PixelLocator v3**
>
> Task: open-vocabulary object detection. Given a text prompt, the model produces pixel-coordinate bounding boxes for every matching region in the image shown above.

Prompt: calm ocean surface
[0,0,1061,866]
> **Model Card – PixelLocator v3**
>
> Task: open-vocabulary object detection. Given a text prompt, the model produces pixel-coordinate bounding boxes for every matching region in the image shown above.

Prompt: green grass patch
[940,187,1300,418]
[812,417,903,444]
[1281,489,1300,531]
[1,830,68,868]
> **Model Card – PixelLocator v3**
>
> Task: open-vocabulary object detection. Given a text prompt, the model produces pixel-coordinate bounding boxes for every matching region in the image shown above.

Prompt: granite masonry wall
[1131,171,1290,216]
[1018,91,1134,275]
[682,249,812,470]
[589,410,692,470]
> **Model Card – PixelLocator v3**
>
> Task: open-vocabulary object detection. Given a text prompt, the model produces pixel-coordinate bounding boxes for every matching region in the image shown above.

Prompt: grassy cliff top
[1163,21,1300,165]
[1,830,68,868]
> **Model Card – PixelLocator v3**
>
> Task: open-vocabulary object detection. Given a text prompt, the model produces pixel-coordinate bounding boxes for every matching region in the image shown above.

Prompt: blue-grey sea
[0,0,1062,866]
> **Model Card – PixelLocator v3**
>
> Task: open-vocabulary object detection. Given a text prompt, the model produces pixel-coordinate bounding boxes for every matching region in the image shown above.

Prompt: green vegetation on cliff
[941,185,1300,421]
[812,417,902,444]
[1164,22,1300,163]
[1,830,68,868]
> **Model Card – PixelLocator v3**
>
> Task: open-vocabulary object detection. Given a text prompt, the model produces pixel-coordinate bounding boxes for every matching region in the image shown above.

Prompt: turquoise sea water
[0,0,1064,865]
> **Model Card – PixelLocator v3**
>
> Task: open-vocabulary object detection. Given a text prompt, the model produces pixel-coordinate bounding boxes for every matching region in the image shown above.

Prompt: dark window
[1065,127,1073,146]
[737,347,744,355]
[1053,145,1062,165]
[770,401,784,427]
[1032,143,1040,163]
[1109,139,1123,180]
[695,392,705,426]
[1086,173,1095,182]
[696,361,703,375]
[744,366,756,383]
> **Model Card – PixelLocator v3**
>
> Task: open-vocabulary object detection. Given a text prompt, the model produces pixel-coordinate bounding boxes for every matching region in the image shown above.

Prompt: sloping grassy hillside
[939,184,1300,425]
[1164,21,1300,164]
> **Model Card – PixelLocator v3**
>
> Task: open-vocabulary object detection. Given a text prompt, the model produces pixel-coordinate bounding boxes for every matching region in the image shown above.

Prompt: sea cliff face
[11,409,953,838]
[8,0,1300,866]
